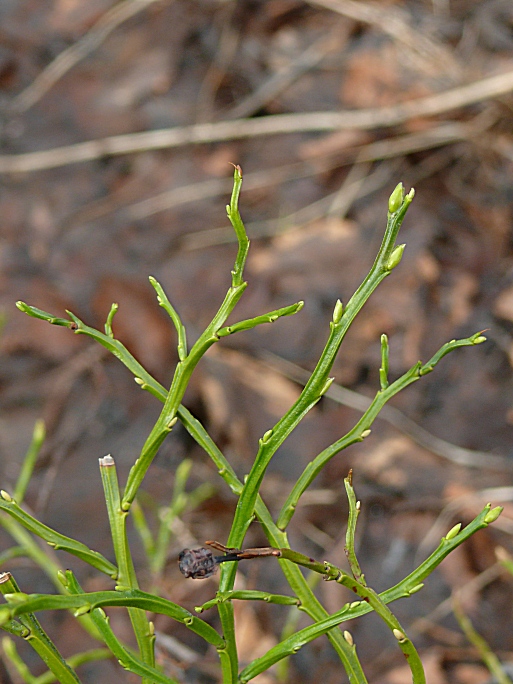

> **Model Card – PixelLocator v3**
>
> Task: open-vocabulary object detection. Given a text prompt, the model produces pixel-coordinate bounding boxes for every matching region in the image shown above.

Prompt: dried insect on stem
[178,541,282,579]
[178,547,218,579]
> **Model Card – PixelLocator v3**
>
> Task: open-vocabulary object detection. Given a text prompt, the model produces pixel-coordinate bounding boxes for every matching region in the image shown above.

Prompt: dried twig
[10,0,164,114]
[306,0,460,76]
[2,68,513,173]
[127,120,484,223]
[225,28,343,120]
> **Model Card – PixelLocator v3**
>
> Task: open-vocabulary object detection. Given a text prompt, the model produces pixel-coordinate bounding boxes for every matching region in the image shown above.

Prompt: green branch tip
[15,301,72,327]
[105,303,118,337]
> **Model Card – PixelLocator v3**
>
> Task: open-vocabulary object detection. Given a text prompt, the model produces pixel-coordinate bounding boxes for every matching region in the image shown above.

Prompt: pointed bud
[388,183,404,213]
[320,377,334,396]
[343,630,354,646]
[393,628,406,641]
[484,505,503,524]
[386,244,405,271]
[445,523,461,540]
[333,299,344,324]
[57,570,68,587]
[262,429,273,443]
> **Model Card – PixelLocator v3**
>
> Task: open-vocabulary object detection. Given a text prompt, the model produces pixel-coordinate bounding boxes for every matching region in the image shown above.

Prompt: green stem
[238,504,501,681]
[0,491,117,578]
[99,456,155,682]
[0,572,81,684]
[63,571,180,684]
[224,188,414,559]
[276,331,485,531]
[14,420,45,504]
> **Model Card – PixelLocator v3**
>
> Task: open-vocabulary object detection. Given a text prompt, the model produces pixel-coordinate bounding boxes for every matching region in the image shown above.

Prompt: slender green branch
[238,503,502,681]
[379,334,389,390]
[223,185,415,569]
[14,420,45,504]
[276,331,486,531]
[63,571,180,684]
[227,165,249,288]
[197,591,300,613]
[99,455,155,678]
[344,472,364,584]
[149,276,187,361]
[0,572,80,684]
[217,302,304,337]
[0,586,225,649]
[104,303,118,338]
[0,491,117,578]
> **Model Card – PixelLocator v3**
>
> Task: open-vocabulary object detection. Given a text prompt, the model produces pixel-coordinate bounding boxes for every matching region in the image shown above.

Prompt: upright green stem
[224,187,414,558]
[99,456,155,683]
[121,168,250,510]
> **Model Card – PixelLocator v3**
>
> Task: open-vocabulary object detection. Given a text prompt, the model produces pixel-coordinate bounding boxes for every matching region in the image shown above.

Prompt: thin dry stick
[10,0,164,114]
[76,120,484,224]
[225,28,343,120]
[2,68,513,174]
[306,0,460,76]
[170,119,489,249]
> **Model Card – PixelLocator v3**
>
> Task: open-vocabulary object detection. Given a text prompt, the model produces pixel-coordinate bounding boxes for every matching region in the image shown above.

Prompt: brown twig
[9,0,164,115]
[306,0,460,77]
[225,28,344,120]
[103,120,482,225]
[2,68,513,173]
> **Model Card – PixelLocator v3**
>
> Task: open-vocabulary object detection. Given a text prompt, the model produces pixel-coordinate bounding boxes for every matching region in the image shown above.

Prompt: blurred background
[1,0,513,682]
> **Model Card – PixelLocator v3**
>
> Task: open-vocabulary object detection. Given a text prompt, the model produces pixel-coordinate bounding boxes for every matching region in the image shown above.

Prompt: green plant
[0,167,502,683]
